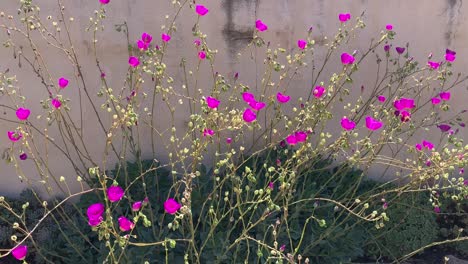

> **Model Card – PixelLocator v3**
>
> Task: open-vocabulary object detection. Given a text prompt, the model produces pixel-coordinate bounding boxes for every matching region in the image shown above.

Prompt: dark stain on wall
[222,0,257,61]
[444,0,462,46]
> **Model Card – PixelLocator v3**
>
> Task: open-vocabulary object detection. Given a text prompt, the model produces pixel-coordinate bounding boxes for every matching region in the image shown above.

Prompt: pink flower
[226,137,232,144]
[203,128,214,137]
[295,131,308,142]
[16,107,30,121]
[422,140,434,150]
[87,203,105,226]
[286,134,297,145]
[393,98,415,110]
[341,117,356,131]
[440,91,451,101]
[141,32,152,43]
[385,24,393,30]
[415,144,422,151]
[58,77,69,89]
[118,216,135,232]
[276,92,290,103]
[279,244,286,252]
[51,98,61,109]
[445,49,456,62]
[107,185,124,202]
[365,116,383,131]
[255,19,268,32]
[11,245,28,261]
[198,51,206,60]
[434,206,441,213]
[437,124,451,132]
[268,182,274,190]
[400,110,411,122]
[248,100,266,111]
[384,45,391,52]
[242,92,256,103]
[194,39,201,46]
[243,108,257,122]
[297,39,307,50]
[341,53,355,65]
[164,198,181,215]
[137,40,149,50]
[313,86,325,98]
[161,33,171,42]
[427,61,440,70]
[19,153,28,160]
[206,96,220,109]
[128,56,140,67]
[395,47,405,54]
[195,5,209,16]
[8,131,22,142]
[431,97,441,105]
[132,201,142,211]
[99,0,110,4]
[377,95,386,102]
[338,13,351,23]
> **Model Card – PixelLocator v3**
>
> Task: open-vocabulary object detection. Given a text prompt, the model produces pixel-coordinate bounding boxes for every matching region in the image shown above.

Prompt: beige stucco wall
[0,0,466,197]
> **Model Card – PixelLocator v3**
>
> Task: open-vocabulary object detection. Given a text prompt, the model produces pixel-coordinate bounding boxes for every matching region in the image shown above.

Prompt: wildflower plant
[0,1,466,263]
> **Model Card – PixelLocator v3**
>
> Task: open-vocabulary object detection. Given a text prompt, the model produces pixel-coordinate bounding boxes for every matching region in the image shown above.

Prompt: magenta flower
[297,39,307,50]
[338,13,351,23]
[243,108,257,123]
[341,117,356,131]
[393,98,415,110]
[161,33,171,42]
[226,137,232,144]
[137,40,149,50]
[132,201,142,211]
[377,95,386,102]
[255,19,268,32]
[242,92,256,103]
[431,97,441,105]
[400,110,411,122]
[128,56,140,67]
[248,100,266,111]
[206,96,220,109]
[422,140,434,150]
[8,131,22,142]
[19,153,28,160]
[341,53,355,65]
[58,77,69,89]
[313,86,325,98]
[395,47,405,54]
[440,91,451,101]
[434,206,441,213]
[164,198,181,215]
[415,144,422,151]
[203,128,214,137]
[118,216,135,232]
[193,39,201,46]
[107,185,124,202]
[16,107,30,121]
[295,131,308,142]
[437,124,451,132]
[279,244,286,252]
[276,92,290,103]
[11,245,28,261]
[198,51,206,60]
[445,49,456,62]
[365,116,383,131]
[195,5,209,16]
[87,203,105,226]
[384,45,391,52]
[268,182,274,190]
[51,98,61,109]
[99,0,110,4]
[141,32,152,43]
[286,134,297,145]
[427,61,440,70]
[385,24,393,30]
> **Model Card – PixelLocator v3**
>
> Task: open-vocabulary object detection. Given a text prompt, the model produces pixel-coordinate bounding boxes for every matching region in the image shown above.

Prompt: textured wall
[0,0,466,196]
